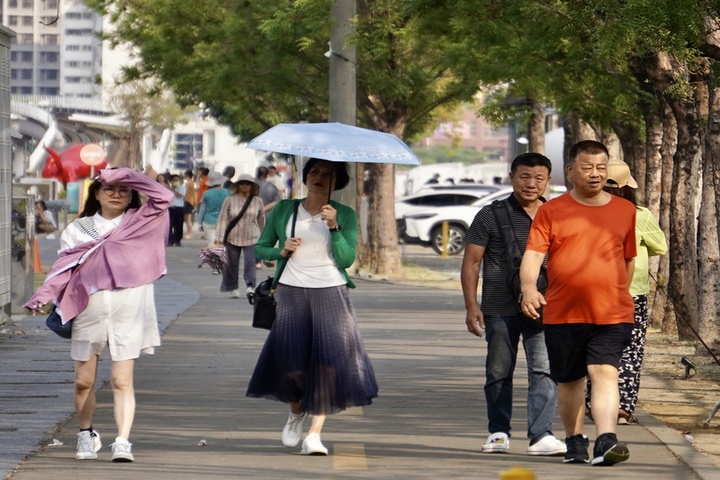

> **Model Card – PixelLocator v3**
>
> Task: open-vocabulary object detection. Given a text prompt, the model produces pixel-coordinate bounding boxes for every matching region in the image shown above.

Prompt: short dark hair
[256,166,269,179]
[569,140,609,164]
[35,200,47,210]
[184,169,194,179]
[302,158,350,191]
[510,152,552,174]
[199,167,210,176]
[222,166,235,177]
[79,180,141,218]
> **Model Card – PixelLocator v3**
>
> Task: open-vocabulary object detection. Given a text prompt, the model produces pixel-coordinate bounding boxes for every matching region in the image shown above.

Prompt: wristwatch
[329,224,342,232]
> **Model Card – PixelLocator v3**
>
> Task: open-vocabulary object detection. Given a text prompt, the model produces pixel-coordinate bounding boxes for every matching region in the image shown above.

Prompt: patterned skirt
[246,284,378,415]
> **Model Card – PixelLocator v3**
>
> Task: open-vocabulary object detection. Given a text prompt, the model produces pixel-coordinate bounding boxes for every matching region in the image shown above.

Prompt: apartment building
[3,0,101,97]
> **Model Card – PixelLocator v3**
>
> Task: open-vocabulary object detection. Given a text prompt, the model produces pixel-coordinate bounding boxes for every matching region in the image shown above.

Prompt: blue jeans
[484,314,557,442]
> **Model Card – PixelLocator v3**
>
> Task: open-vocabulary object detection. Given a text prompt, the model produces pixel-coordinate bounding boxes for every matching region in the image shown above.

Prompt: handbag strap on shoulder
[270,200,301,289]
[490,200,523,270]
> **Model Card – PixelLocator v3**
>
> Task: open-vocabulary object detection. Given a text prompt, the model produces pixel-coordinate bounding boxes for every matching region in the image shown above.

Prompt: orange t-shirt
[526,193,637,325]
[197,177,208,204]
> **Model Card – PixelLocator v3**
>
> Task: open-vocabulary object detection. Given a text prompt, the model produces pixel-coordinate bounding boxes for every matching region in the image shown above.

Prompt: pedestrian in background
[183,169,196,239]
[168,174,185,246]
[197,171,229,247]
[221,165,236,190]
[35,200,57,237]
[267,165,286,199]
[520,140,636,466]
[247,158,378,456]
[461,153,566,456]
[25,167,173,463]
[214,174,265,299]
[196,167,210,206]
[585,160,667,425]
[255,165,281,268]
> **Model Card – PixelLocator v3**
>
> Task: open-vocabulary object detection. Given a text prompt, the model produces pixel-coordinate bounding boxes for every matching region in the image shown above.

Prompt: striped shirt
[464,194,542,316]
[215,194,265,247]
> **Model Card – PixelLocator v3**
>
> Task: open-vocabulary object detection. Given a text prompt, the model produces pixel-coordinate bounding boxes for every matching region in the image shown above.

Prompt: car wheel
[430,224,466,256]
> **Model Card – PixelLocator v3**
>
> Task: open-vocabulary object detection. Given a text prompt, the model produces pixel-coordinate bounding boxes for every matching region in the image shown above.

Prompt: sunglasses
[101,186,132,197]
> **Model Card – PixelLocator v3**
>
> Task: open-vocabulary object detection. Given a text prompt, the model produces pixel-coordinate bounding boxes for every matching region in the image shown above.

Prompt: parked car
[394,185,502,221]
[400,186,566,256]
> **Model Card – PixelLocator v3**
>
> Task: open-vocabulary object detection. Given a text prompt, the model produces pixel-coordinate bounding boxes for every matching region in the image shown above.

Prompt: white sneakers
[482,432,510,453]
[281,411,329,455]
[526,434,567,456]
[75,430,102,460]
[281,411,307,447]
[230,290,240,298]
[301,433,328,455]
[482,432,567,456]
[110,437,134,462]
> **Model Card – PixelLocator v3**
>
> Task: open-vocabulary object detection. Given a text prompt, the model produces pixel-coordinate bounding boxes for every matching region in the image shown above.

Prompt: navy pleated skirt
[246,284,378,415]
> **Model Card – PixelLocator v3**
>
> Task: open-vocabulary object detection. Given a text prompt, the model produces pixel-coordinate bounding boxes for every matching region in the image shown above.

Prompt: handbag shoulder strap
[270,200,301,289]
[490,200,523,270]
[222,194,255,244]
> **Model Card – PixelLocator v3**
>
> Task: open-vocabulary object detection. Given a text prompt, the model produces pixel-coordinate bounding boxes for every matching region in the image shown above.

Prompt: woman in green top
[247,159,378,456]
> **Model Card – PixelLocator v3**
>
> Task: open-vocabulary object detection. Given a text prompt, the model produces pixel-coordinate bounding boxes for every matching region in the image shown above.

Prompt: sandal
[617,411,638,425]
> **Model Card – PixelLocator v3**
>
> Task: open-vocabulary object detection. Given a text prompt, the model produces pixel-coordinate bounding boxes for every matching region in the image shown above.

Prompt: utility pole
[329,0,357,208]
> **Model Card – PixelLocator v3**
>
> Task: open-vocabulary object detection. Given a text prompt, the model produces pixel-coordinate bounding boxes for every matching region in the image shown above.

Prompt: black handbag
[46,307,73,339]
[491,200,548,321]
[250,201,300,330]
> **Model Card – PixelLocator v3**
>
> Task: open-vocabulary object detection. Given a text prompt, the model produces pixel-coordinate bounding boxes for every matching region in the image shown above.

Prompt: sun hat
[606,160,638,189]
[206,171,225,187]
[234,173,260,195]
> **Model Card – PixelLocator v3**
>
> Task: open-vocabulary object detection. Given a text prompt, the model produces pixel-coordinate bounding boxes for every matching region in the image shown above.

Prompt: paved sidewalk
[2,238,719,479]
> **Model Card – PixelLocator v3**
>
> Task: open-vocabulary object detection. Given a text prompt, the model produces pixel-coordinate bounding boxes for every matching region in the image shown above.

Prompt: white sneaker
[281,411,307,447]
[301,433,328,455]
[246,286,255,296]
[111,437,134,462]
[75,430,101,460]
[527,434,567,456]
[482,432,509,453]
[230,290,240,298]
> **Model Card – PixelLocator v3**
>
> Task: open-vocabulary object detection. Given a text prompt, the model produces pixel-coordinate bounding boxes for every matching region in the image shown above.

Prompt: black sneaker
[563,434,589,463]
[591,432,630,466]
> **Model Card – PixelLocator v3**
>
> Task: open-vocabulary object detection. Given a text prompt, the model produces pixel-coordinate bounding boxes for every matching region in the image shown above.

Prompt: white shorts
[71,284,160,362]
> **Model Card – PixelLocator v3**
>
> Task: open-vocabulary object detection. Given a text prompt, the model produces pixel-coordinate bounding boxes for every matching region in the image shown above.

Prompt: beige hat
[234,173,260,196]
[206,171,224,187]
[606,160,638,189]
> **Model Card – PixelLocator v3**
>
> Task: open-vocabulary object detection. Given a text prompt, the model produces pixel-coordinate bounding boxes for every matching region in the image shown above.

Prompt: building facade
[3,0,101,97]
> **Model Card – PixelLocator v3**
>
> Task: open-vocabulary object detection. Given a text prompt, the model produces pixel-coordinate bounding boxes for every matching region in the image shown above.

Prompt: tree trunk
[666,75,702,341]
[643,112,663,313]
[528,100,545,154]
[654,97,677,332]
[363,163,402,277]
[697,84,720,353]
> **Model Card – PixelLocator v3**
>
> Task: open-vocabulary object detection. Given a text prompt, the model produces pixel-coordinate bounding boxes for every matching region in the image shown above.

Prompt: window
[44,0,58,8]
[66,29,81,35]
[65,76,81,83]
[42,34,58,45]
[20,69,32,80]
[82,12,94,19]
[22,0,33,8]
[65,61,79,68]
[22,16,33,26]
[20,86,34,94]
[81,45,93,51]
[21,52,32,62]
[66,12,82,19]
[40,69,58,80]
[8,0,18,7]
[10,70,18,80]
[205,131,215,156]
[41,52,58,62]
[20,34,34,45]
[39,87,59,95]
[10,52,17,61]
[81,61,92,67]
[8,16,18,26]
[66,45,80,51]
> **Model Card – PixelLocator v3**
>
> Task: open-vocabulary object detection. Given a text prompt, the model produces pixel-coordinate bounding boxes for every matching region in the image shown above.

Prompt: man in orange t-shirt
[519,140,636,467]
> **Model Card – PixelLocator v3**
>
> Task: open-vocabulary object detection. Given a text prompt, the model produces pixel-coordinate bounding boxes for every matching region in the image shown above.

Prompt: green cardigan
[255,199,357,288]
